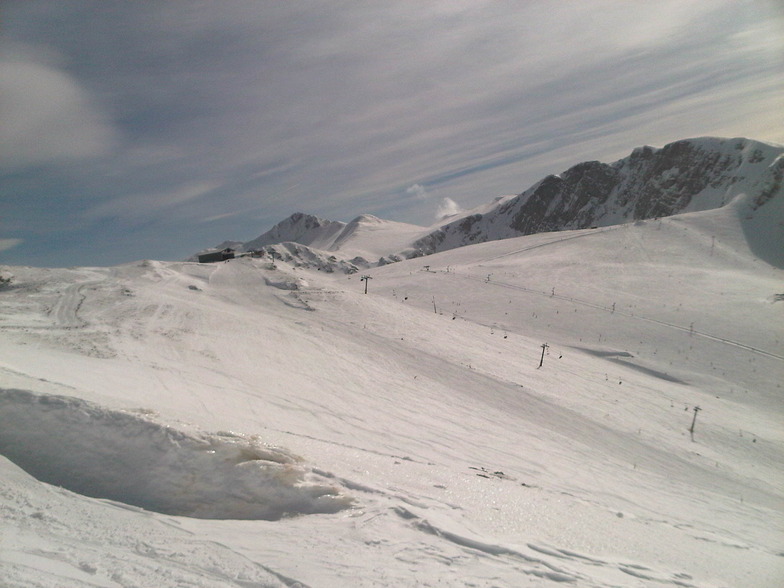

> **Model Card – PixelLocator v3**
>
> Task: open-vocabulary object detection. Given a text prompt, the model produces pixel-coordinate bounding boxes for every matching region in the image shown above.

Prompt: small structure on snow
[198,248,235,263]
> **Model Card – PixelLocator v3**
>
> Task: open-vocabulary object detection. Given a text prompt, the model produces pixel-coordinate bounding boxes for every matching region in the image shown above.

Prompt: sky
[1,0,782,267]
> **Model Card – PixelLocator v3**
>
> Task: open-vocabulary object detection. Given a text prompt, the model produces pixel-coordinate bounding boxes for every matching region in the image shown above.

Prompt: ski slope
[0,202,782,586]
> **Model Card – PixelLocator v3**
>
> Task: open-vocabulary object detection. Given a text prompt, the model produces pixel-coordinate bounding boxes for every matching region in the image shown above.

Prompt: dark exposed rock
[411,137,783,255]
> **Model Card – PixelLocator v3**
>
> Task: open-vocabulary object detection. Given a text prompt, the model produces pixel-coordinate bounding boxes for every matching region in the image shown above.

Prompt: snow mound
[241,212,347,252]
[329,214,428,261]
[0,389,354,520]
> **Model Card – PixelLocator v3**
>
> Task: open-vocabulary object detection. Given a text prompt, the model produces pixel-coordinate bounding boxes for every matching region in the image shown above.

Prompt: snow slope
[1,197,782,586]
[326,214,428,263]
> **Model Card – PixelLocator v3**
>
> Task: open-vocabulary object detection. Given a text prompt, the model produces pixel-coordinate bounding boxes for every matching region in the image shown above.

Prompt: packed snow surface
[0,200,782,586]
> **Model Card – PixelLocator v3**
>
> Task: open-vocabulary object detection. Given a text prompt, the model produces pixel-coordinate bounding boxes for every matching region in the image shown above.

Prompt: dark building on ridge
[197,248,235,263]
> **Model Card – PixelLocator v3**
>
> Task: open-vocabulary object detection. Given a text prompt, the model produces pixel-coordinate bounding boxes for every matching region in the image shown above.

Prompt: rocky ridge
[407,137,783,256]
[195,137,783,271]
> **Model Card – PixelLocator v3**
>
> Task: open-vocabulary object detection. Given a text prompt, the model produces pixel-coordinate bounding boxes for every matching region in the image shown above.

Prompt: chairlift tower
[538,343,549,368]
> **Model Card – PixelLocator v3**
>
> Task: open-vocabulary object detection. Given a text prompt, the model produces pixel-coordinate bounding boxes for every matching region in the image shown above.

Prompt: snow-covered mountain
[196,212,428,271]
[242,212,348,252]
[408,137,783,256]
[198,137,782,270]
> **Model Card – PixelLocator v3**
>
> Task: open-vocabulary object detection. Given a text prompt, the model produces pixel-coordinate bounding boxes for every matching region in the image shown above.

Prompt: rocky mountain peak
[407,137,783,257]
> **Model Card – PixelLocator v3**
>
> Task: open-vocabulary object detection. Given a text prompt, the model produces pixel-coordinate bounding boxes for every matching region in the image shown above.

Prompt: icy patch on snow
[0,389,353,520]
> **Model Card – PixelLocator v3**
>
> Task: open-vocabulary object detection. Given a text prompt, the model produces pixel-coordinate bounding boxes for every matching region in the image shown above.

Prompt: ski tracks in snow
[50,282,91,328]
[0,277,105,331]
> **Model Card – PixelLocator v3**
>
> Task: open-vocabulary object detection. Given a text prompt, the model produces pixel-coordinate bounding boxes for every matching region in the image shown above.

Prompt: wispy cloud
[0,48,118,171]
[0,239,23,253]
[87,182,223,221]
[406,184,429,201]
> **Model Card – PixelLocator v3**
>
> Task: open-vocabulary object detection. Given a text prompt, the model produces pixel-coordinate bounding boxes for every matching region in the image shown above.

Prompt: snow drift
[0,389,353,520]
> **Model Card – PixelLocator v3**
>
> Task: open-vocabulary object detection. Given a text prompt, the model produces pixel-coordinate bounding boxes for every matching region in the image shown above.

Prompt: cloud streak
[86,182,223,221]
